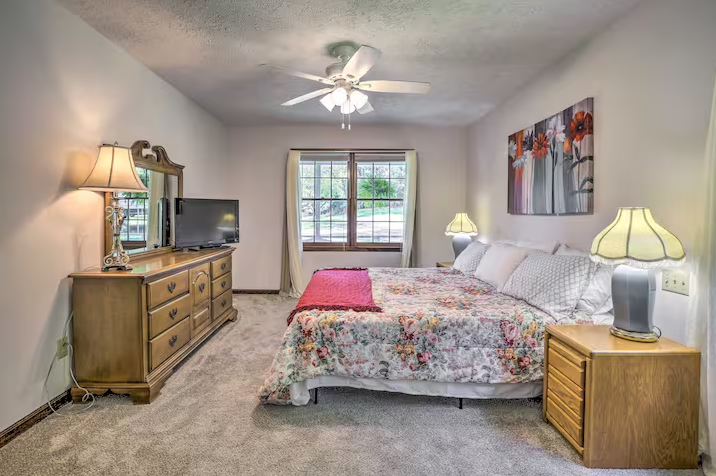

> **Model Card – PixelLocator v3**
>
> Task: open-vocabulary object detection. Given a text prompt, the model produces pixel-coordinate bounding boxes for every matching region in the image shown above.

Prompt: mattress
[259,267,592,405]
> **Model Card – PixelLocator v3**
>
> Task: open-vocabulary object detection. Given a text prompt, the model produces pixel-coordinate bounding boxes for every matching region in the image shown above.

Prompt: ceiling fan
[261,44,430,128]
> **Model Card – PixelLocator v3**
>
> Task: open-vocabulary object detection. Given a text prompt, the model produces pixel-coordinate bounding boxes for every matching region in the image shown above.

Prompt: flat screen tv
[175,198,239,248]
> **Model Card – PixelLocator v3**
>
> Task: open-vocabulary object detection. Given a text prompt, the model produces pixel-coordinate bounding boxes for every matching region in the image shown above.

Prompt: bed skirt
[288,377,543,406]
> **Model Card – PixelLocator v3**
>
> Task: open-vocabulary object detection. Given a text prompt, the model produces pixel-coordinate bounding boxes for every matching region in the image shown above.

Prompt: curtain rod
[291,149,412,153]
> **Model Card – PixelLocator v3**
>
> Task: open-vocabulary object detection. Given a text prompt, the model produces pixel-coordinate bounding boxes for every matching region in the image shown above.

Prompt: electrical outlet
[662,269,690,296]
[56,336,69,359]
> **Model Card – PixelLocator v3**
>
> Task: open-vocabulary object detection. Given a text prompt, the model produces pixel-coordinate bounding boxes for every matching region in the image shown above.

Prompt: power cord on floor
[44,311,95,416]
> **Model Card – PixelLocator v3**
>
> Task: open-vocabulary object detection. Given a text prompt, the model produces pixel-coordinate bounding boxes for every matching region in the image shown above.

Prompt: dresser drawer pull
[169,335,178,347]
[169,308,178,319]
[221,262,227,271]
[221,280,227,289]
[167,282,176,293]
[199,282,206,293]
[221,299,227,308]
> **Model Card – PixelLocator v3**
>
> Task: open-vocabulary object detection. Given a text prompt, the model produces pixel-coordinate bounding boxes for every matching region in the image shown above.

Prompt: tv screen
[175,198,239,248]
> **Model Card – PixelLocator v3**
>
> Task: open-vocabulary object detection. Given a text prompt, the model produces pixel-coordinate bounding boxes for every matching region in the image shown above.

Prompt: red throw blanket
[287,268,382,325]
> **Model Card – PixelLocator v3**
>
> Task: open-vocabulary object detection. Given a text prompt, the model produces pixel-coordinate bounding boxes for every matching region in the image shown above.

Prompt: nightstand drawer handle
[221,299,227,308]
[169,335,178,347]
[221,280,227,289]
[167,282,176,293]
[199,282,206,293]
[169,308,178,319]
[221,262,227,271]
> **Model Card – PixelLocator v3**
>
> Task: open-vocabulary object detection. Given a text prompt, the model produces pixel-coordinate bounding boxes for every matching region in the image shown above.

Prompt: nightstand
[436,262,454,268]
[543,325,699,469]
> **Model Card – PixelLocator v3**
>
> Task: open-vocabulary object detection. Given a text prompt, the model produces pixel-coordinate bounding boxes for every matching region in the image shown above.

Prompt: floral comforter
[259,267,590,404]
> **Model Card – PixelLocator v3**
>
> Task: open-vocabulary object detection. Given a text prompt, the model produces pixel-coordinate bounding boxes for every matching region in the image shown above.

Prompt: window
[116,167,150,248]
[300,152,406,251]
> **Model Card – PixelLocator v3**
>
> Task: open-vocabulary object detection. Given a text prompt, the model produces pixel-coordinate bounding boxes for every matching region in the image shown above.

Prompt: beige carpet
[0,295,703,476]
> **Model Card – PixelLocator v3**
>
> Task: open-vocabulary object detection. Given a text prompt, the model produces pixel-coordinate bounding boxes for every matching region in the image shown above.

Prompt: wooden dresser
[543,325,700,469]
[70,247,237,404]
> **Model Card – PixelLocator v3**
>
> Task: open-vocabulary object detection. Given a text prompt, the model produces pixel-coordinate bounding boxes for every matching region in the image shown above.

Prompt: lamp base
[610,265,658,342]
[102,194,133,272]
[609,326,658,343]
[451,234,473,259]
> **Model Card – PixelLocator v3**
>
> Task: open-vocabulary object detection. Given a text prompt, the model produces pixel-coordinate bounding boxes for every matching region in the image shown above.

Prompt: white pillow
[453,240,490,275]
[556,244,614,314]
[474,244,534,291]
[495,239,559,254]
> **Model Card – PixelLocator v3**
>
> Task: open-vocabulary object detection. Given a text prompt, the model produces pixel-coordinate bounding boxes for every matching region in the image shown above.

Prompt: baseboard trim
[0,390,71,449]
[232,289,280,294]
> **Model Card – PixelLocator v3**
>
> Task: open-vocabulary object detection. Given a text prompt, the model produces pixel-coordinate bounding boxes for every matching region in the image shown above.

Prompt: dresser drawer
[190,264,211,309]
[212,289,232,320]
[149,317,190,370]
[211,256,232,279]
[549,347,585,389]
[148,293,192,339]
[148,271,189,309]
[547,395,583,447]
[192,305,211,336]
[212,273,232,299]
[548,365,584,420]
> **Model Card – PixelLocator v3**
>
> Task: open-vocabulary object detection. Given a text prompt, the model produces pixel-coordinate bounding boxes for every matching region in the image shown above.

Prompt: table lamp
[590,207,685,342]
[445,213,478,258]
[79,143,148,271]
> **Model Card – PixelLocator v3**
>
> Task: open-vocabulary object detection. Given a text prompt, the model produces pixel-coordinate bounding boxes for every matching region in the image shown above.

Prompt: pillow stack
[448,240,612,322]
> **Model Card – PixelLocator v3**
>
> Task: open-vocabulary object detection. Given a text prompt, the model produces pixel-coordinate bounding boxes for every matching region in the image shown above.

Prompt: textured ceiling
[58,0,640,126]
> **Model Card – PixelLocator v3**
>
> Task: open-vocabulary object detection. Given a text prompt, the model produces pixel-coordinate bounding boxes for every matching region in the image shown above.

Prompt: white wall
[466,0,716,344]
[228,125,468,289]
[0,1,229,431]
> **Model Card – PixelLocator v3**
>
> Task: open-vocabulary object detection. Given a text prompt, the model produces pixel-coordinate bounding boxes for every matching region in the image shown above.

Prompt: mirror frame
[104,140,185,260]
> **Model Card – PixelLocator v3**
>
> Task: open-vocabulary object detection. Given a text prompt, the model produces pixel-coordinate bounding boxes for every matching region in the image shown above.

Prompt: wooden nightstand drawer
[547,395,583,447]
[548,348,585,388]
[548,367,584,419]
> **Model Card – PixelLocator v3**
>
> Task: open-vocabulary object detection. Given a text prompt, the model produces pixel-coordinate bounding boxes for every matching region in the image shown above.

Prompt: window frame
[302,151,406,252]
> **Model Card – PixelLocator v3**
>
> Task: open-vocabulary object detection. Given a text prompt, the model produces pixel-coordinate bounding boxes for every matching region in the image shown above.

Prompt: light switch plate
[662,269,690,296]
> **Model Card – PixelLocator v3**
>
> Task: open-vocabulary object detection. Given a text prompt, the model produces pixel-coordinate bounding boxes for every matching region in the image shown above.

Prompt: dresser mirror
[104,140,184,259]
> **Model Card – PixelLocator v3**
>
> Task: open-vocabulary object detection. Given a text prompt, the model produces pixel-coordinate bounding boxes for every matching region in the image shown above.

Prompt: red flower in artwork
[569,111,593,142]
[533,133,550,159]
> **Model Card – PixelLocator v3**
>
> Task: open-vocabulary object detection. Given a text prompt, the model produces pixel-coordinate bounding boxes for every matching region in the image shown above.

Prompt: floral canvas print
[508,98,594,215]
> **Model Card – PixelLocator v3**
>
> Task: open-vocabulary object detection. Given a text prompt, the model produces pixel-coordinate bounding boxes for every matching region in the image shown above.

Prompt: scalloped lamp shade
[590,207,685,268]
[79,144,148,193]
[445,213,478,236]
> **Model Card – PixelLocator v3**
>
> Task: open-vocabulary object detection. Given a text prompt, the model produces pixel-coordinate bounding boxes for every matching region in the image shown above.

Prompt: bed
[258,266,605,405]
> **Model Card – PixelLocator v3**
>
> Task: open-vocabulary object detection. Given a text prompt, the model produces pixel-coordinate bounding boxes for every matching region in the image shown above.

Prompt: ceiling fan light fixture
[349,90,368,109]
[331,87,348,105]
[320,93,335,111]
[340,101,356,114]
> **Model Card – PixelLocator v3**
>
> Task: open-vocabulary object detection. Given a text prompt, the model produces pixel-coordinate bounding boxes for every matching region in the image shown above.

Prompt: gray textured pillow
[502,253,595,321]
[452,241,489,275]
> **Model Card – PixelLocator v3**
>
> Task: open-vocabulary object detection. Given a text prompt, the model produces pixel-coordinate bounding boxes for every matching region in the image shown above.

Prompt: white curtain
[400,150,417,267]
[688,76,716,475]
[280,150,305,298]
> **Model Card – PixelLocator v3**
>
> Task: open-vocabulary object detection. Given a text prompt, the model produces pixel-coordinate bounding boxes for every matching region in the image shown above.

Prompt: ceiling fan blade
[260,64,334,85]
[356,80,431,94]
[342,46,382,81]
[357,101,374,115]
[282,88,334,106]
